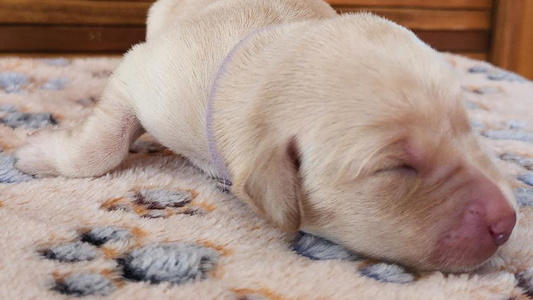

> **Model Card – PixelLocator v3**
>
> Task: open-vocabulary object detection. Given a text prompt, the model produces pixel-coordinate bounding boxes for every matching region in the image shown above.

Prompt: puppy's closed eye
[375,164,418,177]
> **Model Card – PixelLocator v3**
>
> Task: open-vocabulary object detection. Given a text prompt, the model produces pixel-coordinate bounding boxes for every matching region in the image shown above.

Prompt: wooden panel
[0,25,488,54]
[456,52,488,61]
[490,0,525,71]
[336,7,491,30]
[0,0,494,58]
[0,0,150,26]
[516,0,533,79]
[414,30,489,52]
[0,0,491,31]
[328,0,492,9]
[0,51,489,61]
[76,0,493,9]
[0,53,123,58]
[0,26,145,52]
[83,0,152,2]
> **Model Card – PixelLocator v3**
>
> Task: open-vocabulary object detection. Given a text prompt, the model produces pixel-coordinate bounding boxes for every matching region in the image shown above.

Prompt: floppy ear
[243,137,302,233]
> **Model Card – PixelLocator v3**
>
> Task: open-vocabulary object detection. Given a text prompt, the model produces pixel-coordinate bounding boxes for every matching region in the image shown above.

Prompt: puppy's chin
[389,254,490,273]
[338,237,496,273]
[424,255,493,274]
[398,235,497,272]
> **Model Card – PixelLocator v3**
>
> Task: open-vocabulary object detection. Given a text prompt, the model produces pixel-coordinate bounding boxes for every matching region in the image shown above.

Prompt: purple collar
[205,27,271,187]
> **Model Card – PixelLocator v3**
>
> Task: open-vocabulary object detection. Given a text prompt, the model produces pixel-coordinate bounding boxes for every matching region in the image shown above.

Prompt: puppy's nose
[489,211,516,246]
[463,181,516,248]
[479,181,516,247]
[430,174,517,270]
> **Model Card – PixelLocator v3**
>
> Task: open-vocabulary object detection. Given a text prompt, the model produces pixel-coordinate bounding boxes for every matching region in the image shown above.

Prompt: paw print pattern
[117,244,219,284]
[468,65,490,74]
[518,173,533,187]
[468,86,501,95]
[41,226,221,297]
[516,188,533,207]
[481,130,533,143]
[53,272,116,297]
[41,77,68,91]
[293,232,359,261]
[470,120,486,131]
[487,70,528,82]
[462,62,532,142]
[359,263,415,284]
[0,72,29,93]
[134,188,193,209]
[499,153,533,199]
[0,104,17,113]
[293,232,415,284]
[517,269,533,298]
[504,120,529,130]
[0,111,57,129]
[0,103,57,129]
[0,153,34,183]
[462,60,533,219]
[464,99,482,110]
[80,227,132,247]
[41,242,100,263]
[468,64,528,82]
[101,187,213,218]
[40,226,136,263]
[462,61,533,190]
[233,288,281,300]
[461,87,496,112]
[0,70,68,93]
[500,153,533,171]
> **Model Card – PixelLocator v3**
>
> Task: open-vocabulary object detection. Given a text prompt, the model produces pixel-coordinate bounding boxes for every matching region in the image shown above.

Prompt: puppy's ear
[244,137,302,233]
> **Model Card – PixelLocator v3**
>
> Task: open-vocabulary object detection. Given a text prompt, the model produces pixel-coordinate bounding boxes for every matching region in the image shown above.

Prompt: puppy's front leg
[16,77,144,178]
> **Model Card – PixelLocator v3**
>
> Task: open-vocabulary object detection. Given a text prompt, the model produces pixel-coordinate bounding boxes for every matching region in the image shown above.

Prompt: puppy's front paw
[15,130,62,177]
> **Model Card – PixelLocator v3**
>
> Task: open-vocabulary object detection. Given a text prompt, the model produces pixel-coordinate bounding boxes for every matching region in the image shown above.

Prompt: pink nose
[461,200,515,249]
[431,176,517,270]
[462,182,516,248]
[466,172,517,247]
[489,211,516,246]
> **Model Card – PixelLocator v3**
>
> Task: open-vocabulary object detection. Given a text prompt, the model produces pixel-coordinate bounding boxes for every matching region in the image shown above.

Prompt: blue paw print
[0,153,34,184]
[42,226,221,297]
[41,77,68,91]
[0,72,30,93]
[294,232,415,284]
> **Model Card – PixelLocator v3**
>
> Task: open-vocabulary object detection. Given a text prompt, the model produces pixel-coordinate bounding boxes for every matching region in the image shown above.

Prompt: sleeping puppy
[15,0,518,272]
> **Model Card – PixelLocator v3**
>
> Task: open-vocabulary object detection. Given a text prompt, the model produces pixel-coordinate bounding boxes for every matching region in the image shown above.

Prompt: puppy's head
[237,14,517,272]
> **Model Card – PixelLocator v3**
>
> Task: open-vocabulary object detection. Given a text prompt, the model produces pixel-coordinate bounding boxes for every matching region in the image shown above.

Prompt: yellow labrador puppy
[16,0,517,272]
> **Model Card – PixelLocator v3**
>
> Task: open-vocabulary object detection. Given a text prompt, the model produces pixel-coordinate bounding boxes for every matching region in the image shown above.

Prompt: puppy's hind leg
[16,76,145,178]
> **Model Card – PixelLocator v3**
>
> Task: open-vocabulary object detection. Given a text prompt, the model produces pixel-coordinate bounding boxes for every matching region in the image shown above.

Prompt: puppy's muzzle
[431,174,516,270]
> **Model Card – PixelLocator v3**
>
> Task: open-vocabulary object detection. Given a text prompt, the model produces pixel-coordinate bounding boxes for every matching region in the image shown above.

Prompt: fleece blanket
[1,54,533,300]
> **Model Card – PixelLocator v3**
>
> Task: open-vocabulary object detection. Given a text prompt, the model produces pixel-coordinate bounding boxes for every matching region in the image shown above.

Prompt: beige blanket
[1,54,533,300]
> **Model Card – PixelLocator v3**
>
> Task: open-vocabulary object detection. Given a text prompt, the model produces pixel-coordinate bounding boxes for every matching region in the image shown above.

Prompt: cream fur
[15,0,517,272]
